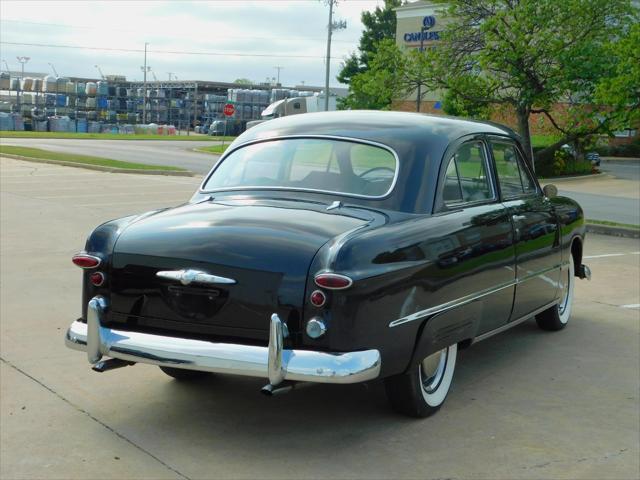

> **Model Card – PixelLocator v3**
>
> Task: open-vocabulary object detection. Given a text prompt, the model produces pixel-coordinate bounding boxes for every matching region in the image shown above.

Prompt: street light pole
[16,56,29,111]
[324,1,346,111]
[416,26,427,113]
[274,66,283,85]
[324,1,334,111]
[142,42,149,124]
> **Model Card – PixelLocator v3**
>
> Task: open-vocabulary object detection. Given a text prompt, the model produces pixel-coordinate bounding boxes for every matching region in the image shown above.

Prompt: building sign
[403,15,441,44]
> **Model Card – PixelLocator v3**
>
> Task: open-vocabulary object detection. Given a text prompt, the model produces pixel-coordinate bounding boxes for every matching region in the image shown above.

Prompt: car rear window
[202,138,398,198]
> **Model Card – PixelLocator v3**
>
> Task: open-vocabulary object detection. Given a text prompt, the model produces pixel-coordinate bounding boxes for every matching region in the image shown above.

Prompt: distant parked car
[586,151,601,166]
[560,144,600,166]
[66,112,592,417]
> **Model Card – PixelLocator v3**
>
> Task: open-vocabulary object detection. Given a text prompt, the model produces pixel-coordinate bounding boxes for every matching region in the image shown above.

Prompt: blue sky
[0,0,383,87]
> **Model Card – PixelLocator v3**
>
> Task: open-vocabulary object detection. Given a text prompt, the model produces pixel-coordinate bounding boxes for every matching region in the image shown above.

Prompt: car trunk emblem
[156,269,236,286]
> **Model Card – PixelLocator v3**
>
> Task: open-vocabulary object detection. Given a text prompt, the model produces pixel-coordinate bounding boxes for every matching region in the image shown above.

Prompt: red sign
[223,103,235,117]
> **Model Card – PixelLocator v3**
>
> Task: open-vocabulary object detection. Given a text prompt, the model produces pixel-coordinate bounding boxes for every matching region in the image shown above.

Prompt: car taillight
[72,253,101,269]
[314,273,353,290]
[89,272,105,286]
[310,290,326,307]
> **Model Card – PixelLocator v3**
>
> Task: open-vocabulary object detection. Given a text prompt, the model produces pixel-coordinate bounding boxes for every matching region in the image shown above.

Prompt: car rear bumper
[65,296,381,386]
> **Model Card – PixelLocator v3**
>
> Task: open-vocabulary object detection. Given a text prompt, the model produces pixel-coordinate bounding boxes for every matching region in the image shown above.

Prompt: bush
[535,147,593,177]
[595,138,640,157]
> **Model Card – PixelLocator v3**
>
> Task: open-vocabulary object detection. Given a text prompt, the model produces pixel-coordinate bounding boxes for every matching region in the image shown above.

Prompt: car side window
[442,141,493,206]
[491,141,537,197]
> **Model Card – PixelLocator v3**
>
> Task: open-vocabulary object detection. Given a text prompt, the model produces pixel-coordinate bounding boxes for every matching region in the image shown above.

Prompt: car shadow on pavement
[97,318,569,458]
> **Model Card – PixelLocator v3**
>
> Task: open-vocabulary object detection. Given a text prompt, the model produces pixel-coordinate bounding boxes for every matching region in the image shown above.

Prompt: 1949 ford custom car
[65,111,591,417]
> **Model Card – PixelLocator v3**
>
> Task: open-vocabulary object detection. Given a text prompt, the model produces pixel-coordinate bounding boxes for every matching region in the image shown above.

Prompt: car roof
[234,110,518,152]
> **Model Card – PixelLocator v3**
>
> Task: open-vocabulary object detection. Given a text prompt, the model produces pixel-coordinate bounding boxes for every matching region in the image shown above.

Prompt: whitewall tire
[385,343,458,417]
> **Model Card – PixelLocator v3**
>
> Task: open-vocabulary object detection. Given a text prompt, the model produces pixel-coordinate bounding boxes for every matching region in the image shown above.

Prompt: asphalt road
[602,160,640,182]
[1,158,639,480]
[549,161,640,225]
[0,138,220,174]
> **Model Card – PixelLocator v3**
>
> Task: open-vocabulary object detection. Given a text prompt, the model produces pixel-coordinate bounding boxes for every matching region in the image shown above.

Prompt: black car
[66,111,591,417]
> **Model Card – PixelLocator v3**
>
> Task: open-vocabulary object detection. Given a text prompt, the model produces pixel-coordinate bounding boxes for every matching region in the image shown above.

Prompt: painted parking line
[584,252,640,259]
[621,304,640,309]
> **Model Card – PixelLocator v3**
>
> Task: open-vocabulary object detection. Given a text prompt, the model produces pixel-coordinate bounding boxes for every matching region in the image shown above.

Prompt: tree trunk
[516,107,534,170]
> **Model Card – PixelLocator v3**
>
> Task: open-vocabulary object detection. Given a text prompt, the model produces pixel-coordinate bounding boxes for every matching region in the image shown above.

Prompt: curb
[586,223,640,239]
[191,147,222,156]
[601,156,640,163]
[1,154,194,177]
[541,172,604,182]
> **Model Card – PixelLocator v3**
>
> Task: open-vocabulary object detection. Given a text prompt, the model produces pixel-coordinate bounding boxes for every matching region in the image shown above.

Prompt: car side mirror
[543,184,558,198]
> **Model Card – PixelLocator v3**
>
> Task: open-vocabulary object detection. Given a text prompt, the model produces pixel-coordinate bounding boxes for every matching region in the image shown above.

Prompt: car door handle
[512,214,527,222]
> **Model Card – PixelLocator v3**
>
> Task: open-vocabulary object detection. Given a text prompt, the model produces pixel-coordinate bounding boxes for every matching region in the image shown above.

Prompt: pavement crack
[522,448,630,470]
[0,356,191,480]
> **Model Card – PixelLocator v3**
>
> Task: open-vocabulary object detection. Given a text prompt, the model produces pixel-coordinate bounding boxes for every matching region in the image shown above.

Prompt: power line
[0,18,358,44]
[0,41,346,60]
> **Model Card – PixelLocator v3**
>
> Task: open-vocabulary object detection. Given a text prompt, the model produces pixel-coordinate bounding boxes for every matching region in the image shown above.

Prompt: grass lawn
[0,131,237,142]
[196,144,230,154]
[531,134,562,148]
[0,145,185,171]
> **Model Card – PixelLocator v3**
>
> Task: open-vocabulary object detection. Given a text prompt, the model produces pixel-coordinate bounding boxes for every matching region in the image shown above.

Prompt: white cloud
[0,0,382,86]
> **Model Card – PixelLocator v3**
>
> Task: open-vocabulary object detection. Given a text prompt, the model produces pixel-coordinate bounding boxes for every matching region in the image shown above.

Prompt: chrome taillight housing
[314,273,353,290]
[72,253,101,269]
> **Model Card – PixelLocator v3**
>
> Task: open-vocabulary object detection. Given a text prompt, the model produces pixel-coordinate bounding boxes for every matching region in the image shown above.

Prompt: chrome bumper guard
[65,296,381,386]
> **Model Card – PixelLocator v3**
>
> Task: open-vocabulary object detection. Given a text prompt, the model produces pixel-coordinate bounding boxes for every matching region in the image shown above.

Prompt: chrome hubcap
[420,348,447,393]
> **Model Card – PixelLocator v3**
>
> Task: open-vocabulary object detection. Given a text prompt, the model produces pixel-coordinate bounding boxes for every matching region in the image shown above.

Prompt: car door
[433,138,516,335]
[488,136,562,320]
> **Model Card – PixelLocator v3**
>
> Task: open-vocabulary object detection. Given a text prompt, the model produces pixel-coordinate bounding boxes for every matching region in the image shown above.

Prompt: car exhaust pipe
[578,264,591,280]
[91,358,135,373]
[261,380,311,396]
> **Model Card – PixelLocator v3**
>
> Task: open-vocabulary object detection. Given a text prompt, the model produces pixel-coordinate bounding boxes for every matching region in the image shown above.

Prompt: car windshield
[202,138,398,198]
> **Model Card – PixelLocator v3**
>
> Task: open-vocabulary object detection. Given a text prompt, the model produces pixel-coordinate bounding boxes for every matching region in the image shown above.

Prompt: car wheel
[536,255,575,331]
[159,366,210,381]
[384,343,458,418]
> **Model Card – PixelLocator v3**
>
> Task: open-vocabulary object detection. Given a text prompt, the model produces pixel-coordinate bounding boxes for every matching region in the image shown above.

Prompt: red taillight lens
[314,273,353,290]
[89,272,105,286]
[72,253,101,269]
[310,290,326,307]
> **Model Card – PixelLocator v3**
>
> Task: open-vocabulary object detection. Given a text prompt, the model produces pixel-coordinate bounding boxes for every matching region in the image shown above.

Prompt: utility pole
[274,66,283,85]
[94,64,105,80]
[167,72,175,81]
[416,27,428,112]
[324,1,346,111]
[16,56,29,111]
[141,42,149,124]
[192,82,198,135]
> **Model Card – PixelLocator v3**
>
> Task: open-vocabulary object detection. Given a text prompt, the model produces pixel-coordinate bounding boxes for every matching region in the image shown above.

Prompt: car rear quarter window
[491,141,537,197]
[442,141,493,206]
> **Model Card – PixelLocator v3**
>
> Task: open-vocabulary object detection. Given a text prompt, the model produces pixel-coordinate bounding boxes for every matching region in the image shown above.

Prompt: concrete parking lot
[1,158,639,480]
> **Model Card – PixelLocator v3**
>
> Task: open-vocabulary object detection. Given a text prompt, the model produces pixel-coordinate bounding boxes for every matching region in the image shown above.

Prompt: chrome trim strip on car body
[388,263,566,328]
[65,296,381,385]
[198,134,401,201]
[472,300,559,343]
[156,269,236,286]
[388,281,515,328]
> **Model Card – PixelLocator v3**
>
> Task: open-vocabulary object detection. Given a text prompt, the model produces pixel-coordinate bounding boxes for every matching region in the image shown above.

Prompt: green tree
[338,0,401,108]
[595,22,640,125]
[418,0,636,165]
[341,39,432,110]
[233,78,253,85]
